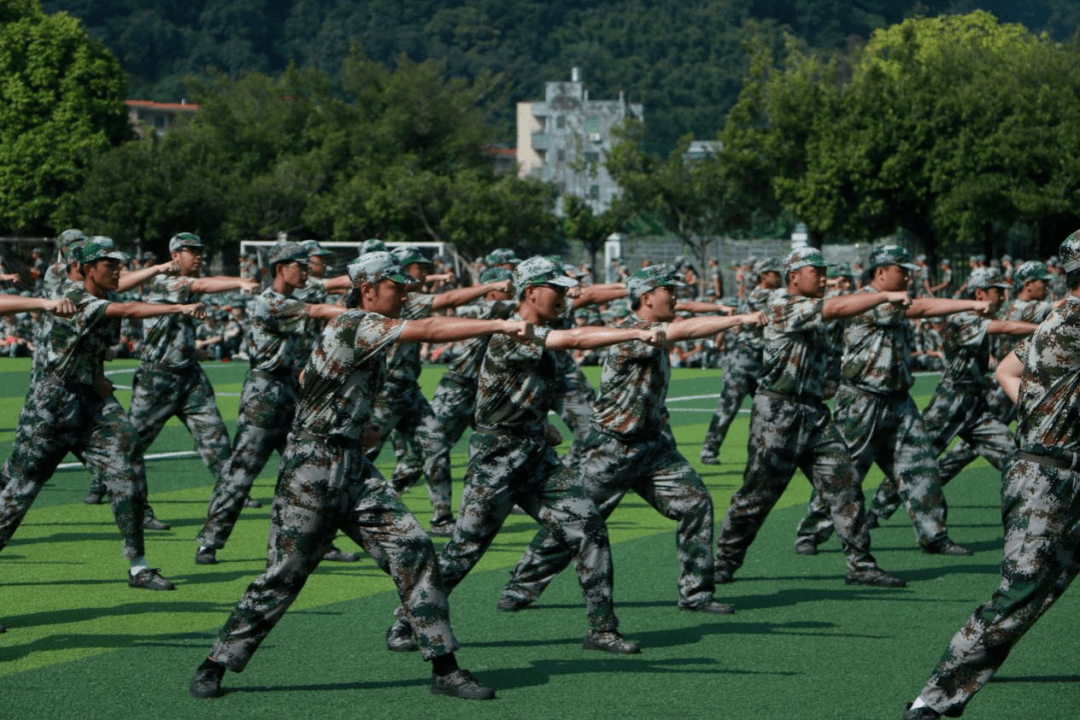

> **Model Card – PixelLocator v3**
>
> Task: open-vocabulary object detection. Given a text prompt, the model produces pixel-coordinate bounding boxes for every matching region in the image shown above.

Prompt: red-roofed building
[125,100,200,137]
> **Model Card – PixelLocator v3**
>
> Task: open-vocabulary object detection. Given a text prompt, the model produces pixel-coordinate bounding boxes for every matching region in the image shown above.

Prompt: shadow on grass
[990,674,1080,684]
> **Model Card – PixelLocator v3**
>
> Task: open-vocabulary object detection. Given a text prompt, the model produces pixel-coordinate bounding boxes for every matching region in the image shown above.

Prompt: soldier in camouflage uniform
[365,246,513,535]
[498,264,767,615]
[794,246,995,557]
[0,240,205,601]
[714,247,907,588]
[903,233,1080,720]
[194,242,348,565]
[188,251,530,701]
[869,267,1037,524]
[934,260,1055,484]
[700,257,782,464]
[422,267,517,484]
[108,232,258,528]
[385,256,664,656]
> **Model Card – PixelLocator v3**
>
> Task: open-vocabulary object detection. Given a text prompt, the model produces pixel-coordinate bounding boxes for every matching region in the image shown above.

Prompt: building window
[584,117,600,134]
[557,149,565,162]
[154,116,166,128]
[584,152,599,164]
[556,115,565,129]
[589,185,600,199]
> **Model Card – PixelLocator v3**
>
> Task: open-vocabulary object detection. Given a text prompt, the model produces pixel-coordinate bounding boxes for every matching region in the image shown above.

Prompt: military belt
[440,371,475,387]
[292,429,359,448]
[1017,450,1080,472]
[757,388,823,406]
[249,369,295,382]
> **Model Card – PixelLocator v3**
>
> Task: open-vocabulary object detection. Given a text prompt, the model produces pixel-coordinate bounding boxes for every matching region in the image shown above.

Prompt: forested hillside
[41,0,1080,152]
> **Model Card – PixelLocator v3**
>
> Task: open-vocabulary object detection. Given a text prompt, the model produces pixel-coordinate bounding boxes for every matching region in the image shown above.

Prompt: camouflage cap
[868,245,920,271]
[513,255,578,295]
[347,251,419,287]
[269,240,309,267]
[301,239,333,257]
[626,263,686,301]
[827,261,854,279]
[754,257,783,274]
[57,228,87,250]
[1014,260,1051,283]
[1059,232,1080,272]
[358,238,387,255]
[391,245,434,268]
[480,266,514,284]
[168,232,203,253]
[966,267,1011,290]
[785,247,833,273]
[76,236,129,265]
[486,248,522,266]
[141,251,157,262]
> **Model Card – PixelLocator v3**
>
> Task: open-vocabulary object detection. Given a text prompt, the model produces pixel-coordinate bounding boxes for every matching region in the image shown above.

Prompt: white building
[516,68,644,214]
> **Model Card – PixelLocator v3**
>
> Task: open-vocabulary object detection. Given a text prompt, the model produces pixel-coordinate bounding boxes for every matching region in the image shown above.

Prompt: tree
[562,194,624,280]
[0,0,129,234]
[607,119,740,289]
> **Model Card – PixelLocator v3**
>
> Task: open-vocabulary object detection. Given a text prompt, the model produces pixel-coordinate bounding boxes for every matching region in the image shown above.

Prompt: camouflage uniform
[365,291,455,525]
[700,283,773,459]
[502,314,717,609]
[795,287,952,551]
[424,299,517,474]
[207,310,459,670]
[106,274,232,508]
[196,287,309,550]
[715,291,881,579]
[871,309,1016,521]
[935,295,1051,482]
[0,286,147,559]
[913,297,1080,717]
[396,318,621,635]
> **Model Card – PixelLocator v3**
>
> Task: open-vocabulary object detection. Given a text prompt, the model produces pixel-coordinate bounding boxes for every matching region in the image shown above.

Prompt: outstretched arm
[544,325,664,351]
[571,283,627,309]
[105,301,206,321]
[988,319,1038,336]
[431,280,512,311]
[0,295,76,317]
[666,312,766,342]
[189,276,259,294]
[399,316,531,344]
[674,300,735,314]
[823,290,909,321]
[117,260,180,292]
[906,297,989,319]
[306,303,348,321]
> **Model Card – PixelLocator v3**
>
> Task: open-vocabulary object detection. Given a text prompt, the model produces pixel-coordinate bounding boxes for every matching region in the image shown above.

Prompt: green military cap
[785,247,833,273]
[966,267,1011,290]
[391,245,434,268]
[868,245,920,271]
[626,263,685,301]
[269,240,309,267]
[1059,231,1080,272]
[1014,260,1051,283]
[513,255,578,297]
[347,251,419,287]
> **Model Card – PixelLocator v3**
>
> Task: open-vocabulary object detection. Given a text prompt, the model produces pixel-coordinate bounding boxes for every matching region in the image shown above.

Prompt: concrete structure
[516,68,643,214]
[125,100,200,138]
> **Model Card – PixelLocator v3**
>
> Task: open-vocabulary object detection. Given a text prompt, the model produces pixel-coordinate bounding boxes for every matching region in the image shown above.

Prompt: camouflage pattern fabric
[915,298,1080,716]
[138,274,200,371]
[208,438,460,669]
[551,303,594,445]
[715,291,879,578]
[197,288,310,548]
[716,394,878,576]
[392,322,619,635]
[701,284,773,456]
[0,290,148,559]
[436,430,618,632]
[870,311,1015,520]
[504,315,716,608]
[796,289,950,549]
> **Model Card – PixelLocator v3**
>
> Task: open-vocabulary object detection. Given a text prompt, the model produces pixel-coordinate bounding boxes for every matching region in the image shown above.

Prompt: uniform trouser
[367,380,453,524]
[425,430,619,632]
[936,383,1016,485]
[702,346,761,455]
[503,428,715,608]
[197,373,296,549]
[208,437,459,670]
[423,374,478,480]
[111,365,232,512]
[0,381,146,558]
[559,365,596,446]
[796,385,950,549]
[716,393,878,576]
[871,380,1015,520]
[917,457,1080,717]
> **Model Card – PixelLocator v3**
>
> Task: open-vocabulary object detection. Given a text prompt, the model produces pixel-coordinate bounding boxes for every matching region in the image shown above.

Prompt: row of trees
[3,2,1080,269]
[603,11,1080,271]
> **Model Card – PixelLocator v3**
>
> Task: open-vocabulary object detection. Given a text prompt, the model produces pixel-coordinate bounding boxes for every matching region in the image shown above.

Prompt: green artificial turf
[1,360,1078,720]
